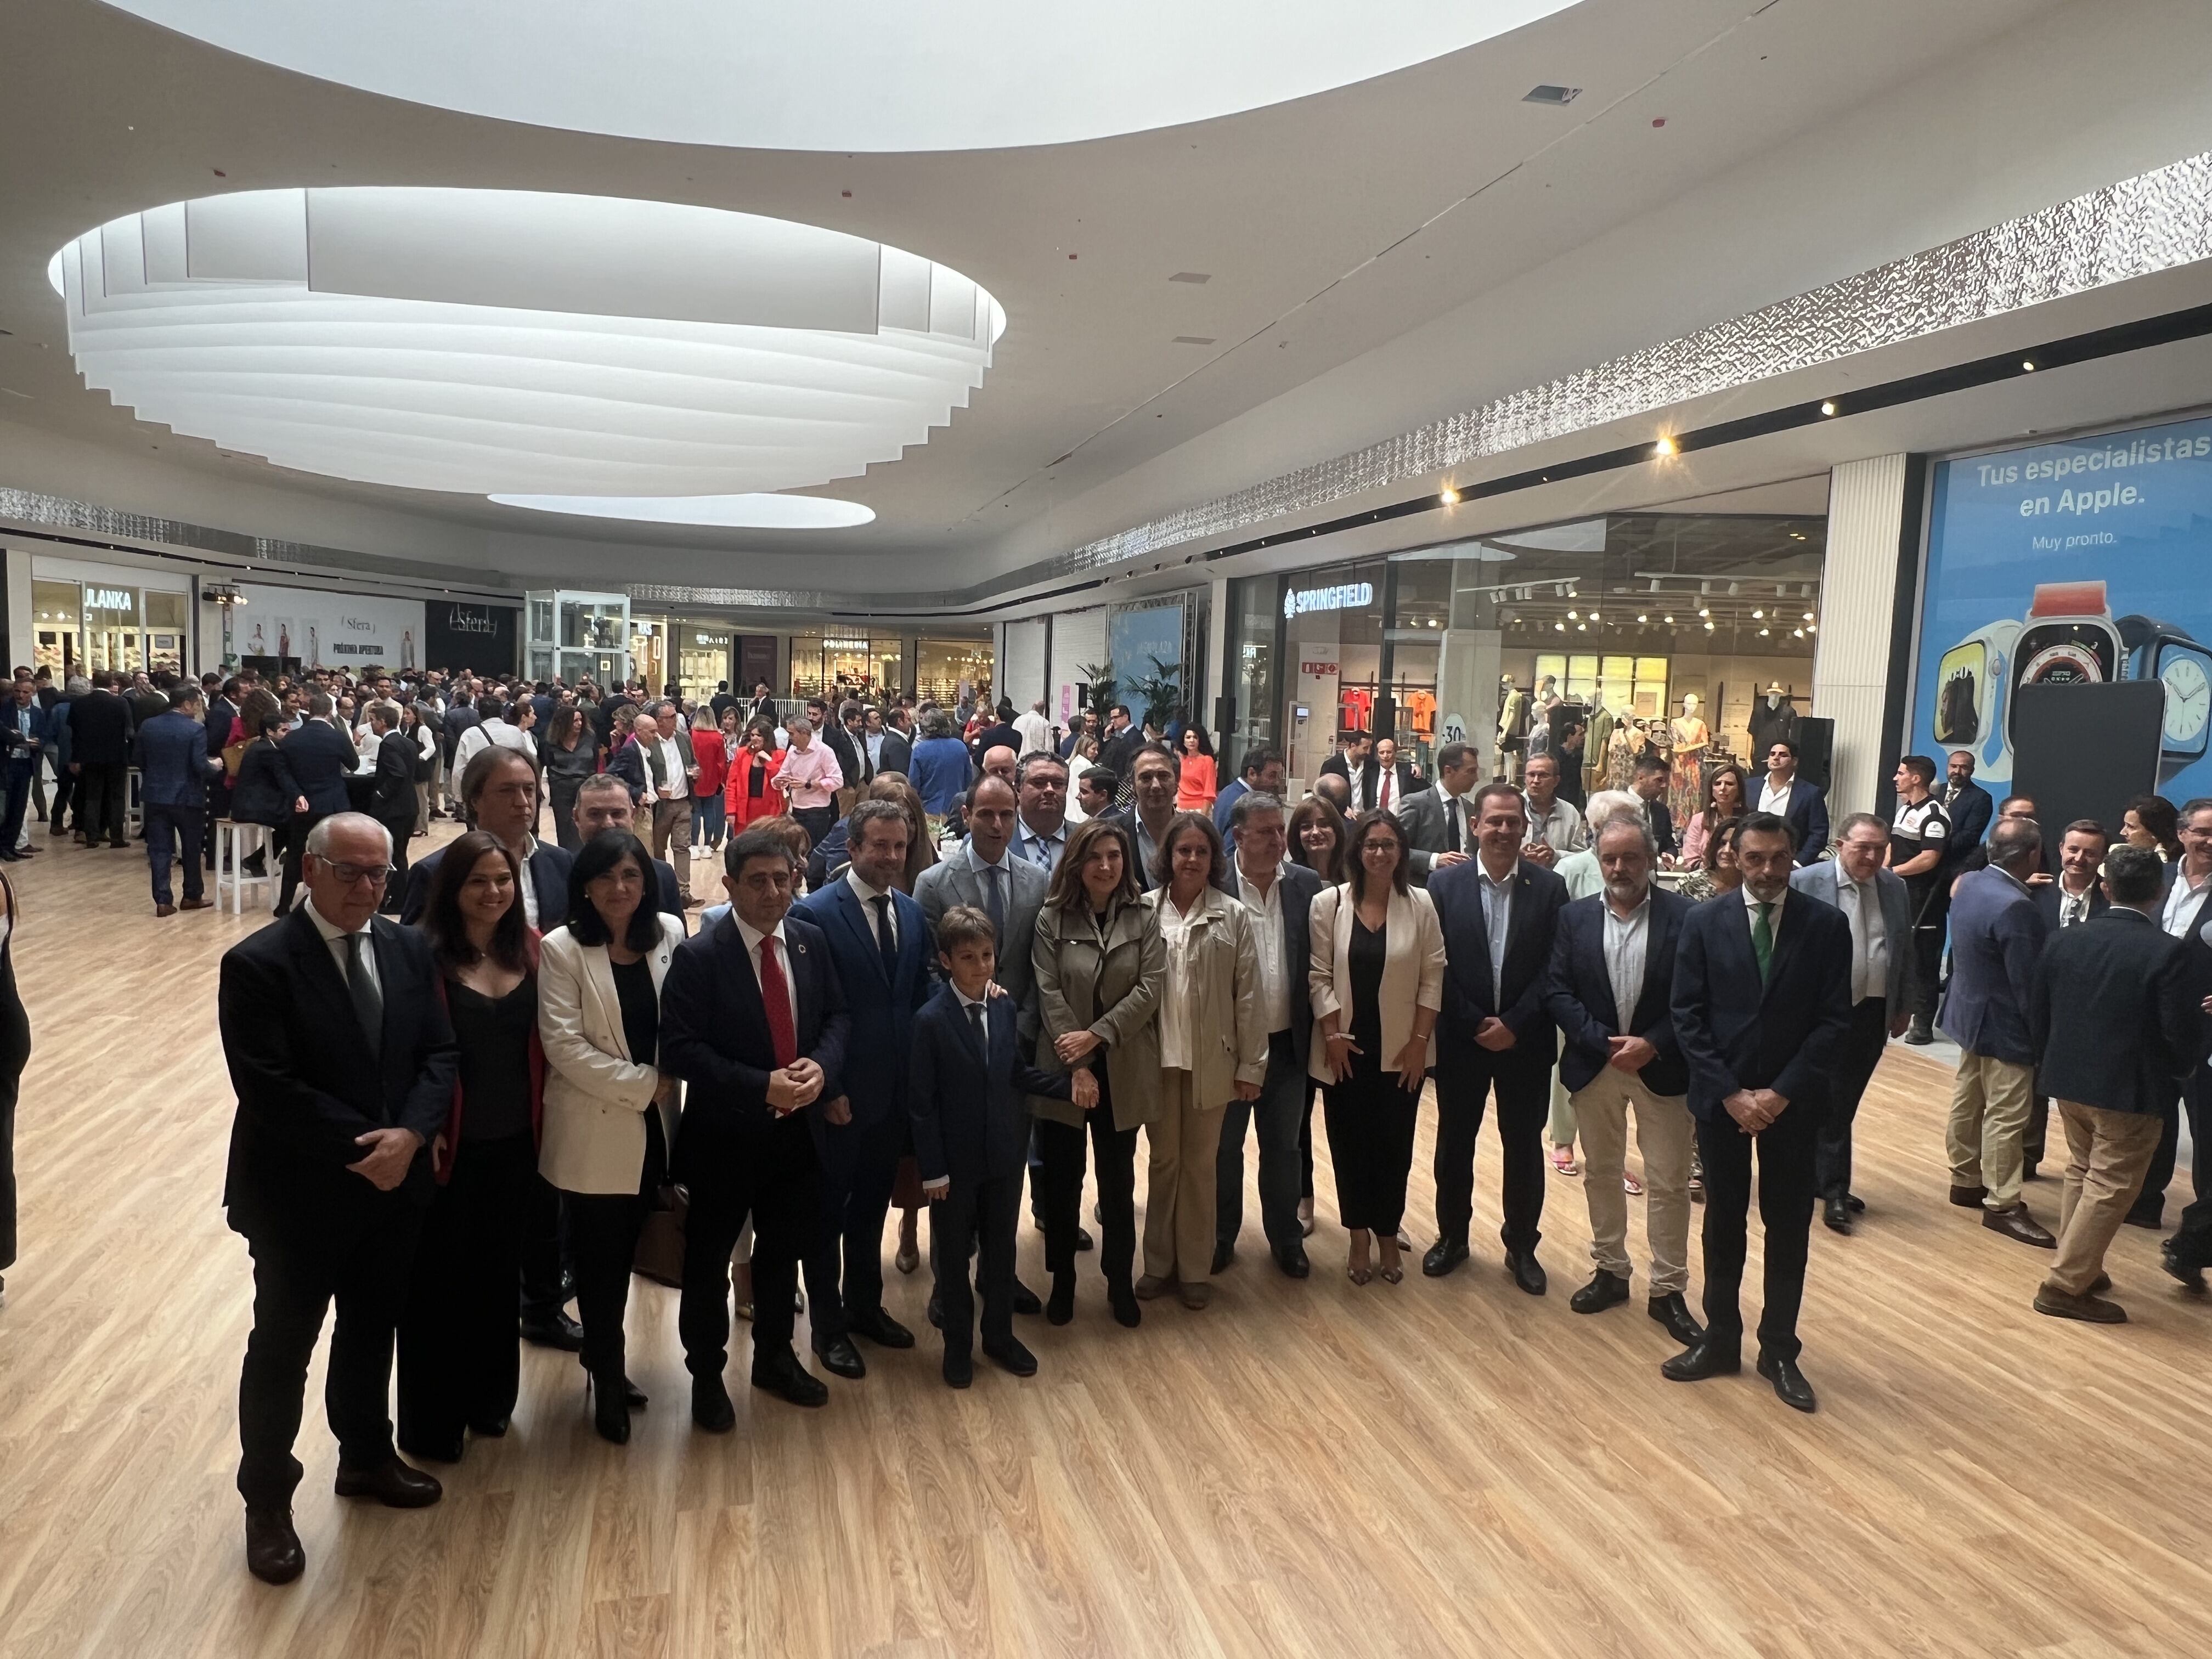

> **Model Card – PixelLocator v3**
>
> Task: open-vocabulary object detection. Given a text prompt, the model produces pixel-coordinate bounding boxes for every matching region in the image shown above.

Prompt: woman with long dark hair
[722,720,787,838]
[1031,817,1164,1327]
[1174,724,1218,814]
[538,830,686,1443]
[396,831,545,1463]
[1679,763,1747,870]
[1288,795,1350,887]
[2122,794,2183,862]
[543,704,598,851]
[1307,809,1444,1285]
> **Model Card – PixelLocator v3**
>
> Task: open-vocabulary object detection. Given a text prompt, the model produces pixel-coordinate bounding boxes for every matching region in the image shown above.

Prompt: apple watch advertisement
[1912,411,2212,792]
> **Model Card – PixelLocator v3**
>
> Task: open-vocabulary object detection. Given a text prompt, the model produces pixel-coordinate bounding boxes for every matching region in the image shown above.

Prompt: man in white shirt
[637,700,697,898]
[2160,799,2212,940]
[1397,740,1482,884]
[1215,793,1324,1279]
[1520,753,1585,868]
[1013,699,1055,759]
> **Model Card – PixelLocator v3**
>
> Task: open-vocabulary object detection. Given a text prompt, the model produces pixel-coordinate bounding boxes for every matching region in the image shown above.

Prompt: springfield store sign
[1284,580,1374,618]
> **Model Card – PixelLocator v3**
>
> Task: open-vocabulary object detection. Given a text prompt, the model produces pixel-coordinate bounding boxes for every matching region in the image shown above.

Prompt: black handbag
[632,1182,690,1288]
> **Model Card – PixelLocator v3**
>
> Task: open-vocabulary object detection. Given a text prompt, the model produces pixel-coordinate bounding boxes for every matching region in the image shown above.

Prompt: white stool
[215,820,278,915]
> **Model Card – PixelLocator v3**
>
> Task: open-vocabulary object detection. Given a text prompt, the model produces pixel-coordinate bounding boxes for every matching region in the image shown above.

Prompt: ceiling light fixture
[1167,272,1212,284]
[489,493,874,528]
[1751,608,1763,619]
[1697,606,1709,618]
[1637,613,1647,623]
[1820,400,1837,416]
[2022,358,2036,371]
[1523,84,1582,105]
[1652,435,1678,456]
[1439,484,1460,505]
[1172,335,1217,345]
[1662,614,1673,624]
[53,187,1006,498]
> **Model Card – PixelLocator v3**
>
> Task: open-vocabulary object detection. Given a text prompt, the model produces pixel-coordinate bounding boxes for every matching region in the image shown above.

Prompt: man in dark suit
[2020,818,2104,1180]
[662,827,851,1419]
[1940,818,2055,1246]
[1940,749,1995,868]
[876,708,915,778]
[1542,814,1701,1343]
[274,692,359,913]
[0,677,57,862]
[2029,845,2205,1319]
[217,812,459,1583]
[1105,744,1180,890]
[1425,782,1569,1293]
[1357,735,1420,816]
[67,670,135,849]
[908,905,1081,1386]
[1396,741,1483,885]
[1629,754,1676,857]
[1317,728,1368,791]
[1753,739,1829,866]
[136,684,222,913]
[1667,810,1852,1412]
[1211,747,1284,840]
[792,800,934,1380]
[1213,792,1325,1277]
[363,701,420,913]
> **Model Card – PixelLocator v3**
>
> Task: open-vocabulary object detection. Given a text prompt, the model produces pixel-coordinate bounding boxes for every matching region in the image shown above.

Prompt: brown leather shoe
[1948,1184,1988,1208]
[1983,1204,2057,1248]
[334,1456,442,1508]
[2033,1285,2127,1323]
[244,1506,305,1584]
[154,903,177,918]
[179,896,213,911]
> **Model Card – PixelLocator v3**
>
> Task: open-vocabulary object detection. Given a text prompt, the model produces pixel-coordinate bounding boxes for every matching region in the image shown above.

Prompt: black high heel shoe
[588,1372,630,1445]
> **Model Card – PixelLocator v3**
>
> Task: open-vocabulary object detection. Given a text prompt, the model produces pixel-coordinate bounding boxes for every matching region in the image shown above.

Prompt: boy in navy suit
[909,906,1090,1388]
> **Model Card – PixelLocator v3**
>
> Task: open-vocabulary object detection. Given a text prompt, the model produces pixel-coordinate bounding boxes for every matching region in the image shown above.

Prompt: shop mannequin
[1497,674,1529,781]
[1668,693,1708,827]
[1583,693,1616,798]
[1747,682,1799,764]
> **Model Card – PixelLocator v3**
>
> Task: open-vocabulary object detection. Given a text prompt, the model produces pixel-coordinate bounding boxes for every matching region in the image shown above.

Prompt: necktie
[1752,901,1775,985]
[983,861,1005,940]
[967,1000,986,1052]
[343,930,383,1053]
[1379,770,1392,811]
[871,894,899,983]
[1846,881,1870,1002]
[757,935,798,1068]
[1445,796,1460,853]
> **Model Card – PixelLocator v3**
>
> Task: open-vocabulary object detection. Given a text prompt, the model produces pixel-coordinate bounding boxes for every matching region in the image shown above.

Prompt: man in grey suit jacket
[913,777,1048,1039]
[1396,740,1485,885]
[1788,812,1916,1234]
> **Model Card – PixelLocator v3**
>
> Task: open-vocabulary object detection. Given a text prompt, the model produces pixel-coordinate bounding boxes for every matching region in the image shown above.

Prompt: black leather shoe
[1823,1196,1853,1234]
[943,1348,973,1389]
[1047,1273,1076,1325]
[398,1434,465,1464]
[520,1311,585,1351]
[623,1378,648,1409]
[1274,1243,1311,1279]
[469,1414,510,1438]
[1505,1250,1547,1296]
[1108,1285,1141,1328]
[1012,1278,1043,1317]
[1569,1269,1629,1314]
[1948,1184,1988,1209]
[334,1457,443,1508]
[813,1336,867,1379]
[848,1308,916,1349]
[1983,1205,2057,1249]
[691,1375,737,1432]
[1903,1018,1934,1045]
[244,1506,305,1585]
[1648,1293,1704,1345]
[1421,1237,1470,1278]
[590,1373,630,1445]
[984,1338,1039,1378]
[751,1350,830,1408]
[1211,1240,1235,1274]
[2161,1240,2208,1290]
[1756,1353,1818,1413]
[1661,1339,1741,1382]
[926,1295,944,1330]
[1075,1227,1095,1252]
[1845,1193,1866,1213]
[2124,1200,2165,1230]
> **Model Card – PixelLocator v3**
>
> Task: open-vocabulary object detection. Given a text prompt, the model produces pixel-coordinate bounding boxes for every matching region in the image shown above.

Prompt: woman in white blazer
[1308,809,1445,1285]
[538,829,686,1445]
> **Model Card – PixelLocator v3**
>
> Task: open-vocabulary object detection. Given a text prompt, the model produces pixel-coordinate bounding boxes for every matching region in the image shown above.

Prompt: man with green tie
[1664,811,1853,1414]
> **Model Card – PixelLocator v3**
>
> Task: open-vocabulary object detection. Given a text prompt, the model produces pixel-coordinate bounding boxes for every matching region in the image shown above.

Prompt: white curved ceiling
[488,493,876,528]
[54,188,1004,502]
[94,0,1581,151]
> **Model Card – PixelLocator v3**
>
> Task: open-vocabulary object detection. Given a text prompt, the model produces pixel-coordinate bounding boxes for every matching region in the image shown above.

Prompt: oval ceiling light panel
[489,493,876,529]
[97,1,1579,151]
[53,188,1003,498]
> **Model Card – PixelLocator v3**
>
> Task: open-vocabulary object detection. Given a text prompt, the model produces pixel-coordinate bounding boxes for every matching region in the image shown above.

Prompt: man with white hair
[217,812,460,1583]
[1013,698,1055,759]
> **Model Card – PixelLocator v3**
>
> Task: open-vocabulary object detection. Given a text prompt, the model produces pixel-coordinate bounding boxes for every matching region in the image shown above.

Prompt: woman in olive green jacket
[1137,812,1267,1309]
[1030,816,1165,1328]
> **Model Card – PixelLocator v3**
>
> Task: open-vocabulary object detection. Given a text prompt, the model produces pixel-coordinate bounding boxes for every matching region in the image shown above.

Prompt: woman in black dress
[395,831,545,1463]
[0,870,28,1304]
[543,705,597,851]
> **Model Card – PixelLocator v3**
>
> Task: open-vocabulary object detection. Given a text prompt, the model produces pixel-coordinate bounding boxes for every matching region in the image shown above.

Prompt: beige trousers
[2044,1101,2165,1297]
[648,794,692,887]
[1948,1052,2034,1211]
[1143,1069,1222,1283]
[1570,1071,1695,1294]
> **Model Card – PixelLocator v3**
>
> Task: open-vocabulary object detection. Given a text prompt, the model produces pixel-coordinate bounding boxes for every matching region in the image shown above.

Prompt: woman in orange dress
[1175,723,1218,813]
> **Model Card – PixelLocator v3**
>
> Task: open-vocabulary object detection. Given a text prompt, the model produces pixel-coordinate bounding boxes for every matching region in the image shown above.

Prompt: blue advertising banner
[1911,412,2212,795]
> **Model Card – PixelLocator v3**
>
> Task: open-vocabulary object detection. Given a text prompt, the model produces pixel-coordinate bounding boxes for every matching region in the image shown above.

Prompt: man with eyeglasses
[218,812,459,1584]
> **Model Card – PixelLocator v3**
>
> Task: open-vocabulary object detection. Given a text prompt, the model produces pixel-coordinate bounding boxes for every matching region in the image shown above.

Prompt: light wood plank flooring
[0,820,2207,1658]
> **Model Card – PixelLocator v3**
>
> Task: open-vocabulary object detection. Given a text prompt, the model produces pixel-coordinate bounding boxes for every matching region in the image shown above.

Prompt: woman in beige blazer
[538,830,686,1444]
[1030,816,1165,1329]
[1137,812,1267,1309]
[1309,809,1445,1284]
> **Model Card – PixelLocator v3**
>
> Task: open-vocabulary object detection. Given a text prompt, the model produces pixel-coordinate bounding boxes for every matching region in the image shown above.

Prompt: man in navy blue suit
[792,800,933,1381]
[1542,812,1702,1344]
[908,905,1082,1387]
[1666,811,1852,1413]
[1424,782,1568,1294]
[1752,738,1829,866]
[662,826,850,1418]
[0,676,58,862]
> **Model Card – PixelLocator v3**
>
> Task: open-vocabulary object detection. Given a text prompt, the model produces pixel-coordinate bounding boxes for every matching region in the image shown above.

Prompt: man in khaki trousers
[1541,814,1704,1345]
[2030,844,2207,1321]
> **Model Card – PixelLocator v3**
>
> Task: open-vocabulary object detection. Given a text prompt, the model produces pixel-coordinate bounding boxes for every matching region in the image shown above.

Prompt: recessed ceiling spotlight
[1439,484,1460,505]
[1523,84,1582,105]
[1555,621,1567,633]
[1576,622,1588,632]
[2022,358,2036,371]
[1802,611,1814,621]
[1704,620,1716,631]
[1637,613,1648,623]
[1820,400,1837,416]
[1793,628,1805,638]
[1697,606,1709,618]
[1652,435,1678,456]
[1167,272,1211,284]
[1662,614,1674,624]
[1751,608,1763,619]
[1566,609,1579,620]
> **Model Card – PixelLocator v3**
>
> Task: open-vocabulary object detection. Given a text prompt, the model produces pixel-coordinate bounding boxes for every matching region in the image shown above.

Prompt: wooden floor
[1,818,2208,1659]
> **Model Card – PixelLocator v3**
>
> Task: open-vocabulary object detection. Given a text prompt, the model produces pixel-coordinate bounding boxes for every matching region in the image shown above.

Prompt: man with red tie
[661,826,851,1420]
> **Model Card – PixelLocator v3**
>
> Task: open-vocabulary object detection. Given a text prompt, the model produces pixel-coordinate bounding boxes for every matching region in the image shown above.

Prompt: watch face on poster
[2160,649,2212,751]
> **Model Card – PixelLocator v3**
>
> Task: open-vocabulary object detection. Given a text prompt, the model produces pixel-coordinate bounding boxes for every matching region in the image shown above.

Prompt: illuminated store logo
[86,587,134,610]
[1284,581,1373,618]
[822,636,871,651]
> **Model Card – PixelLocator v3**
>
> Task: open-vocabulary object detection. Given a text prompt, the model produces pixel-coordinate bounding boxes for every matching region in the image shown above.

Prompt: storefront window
[673,625,731,703]
[1221,577,1282,776]
[916,636,992,707]
[82,583,143,676]
[144,590,187,675]
[788,634,903,702]
[32,580,80,681]
[558,597,626,653]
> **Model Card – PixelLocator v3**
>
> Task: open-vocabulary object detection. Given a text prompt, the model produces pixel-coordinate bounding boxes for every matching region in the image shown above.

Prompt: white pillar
[1814,454,1913,819]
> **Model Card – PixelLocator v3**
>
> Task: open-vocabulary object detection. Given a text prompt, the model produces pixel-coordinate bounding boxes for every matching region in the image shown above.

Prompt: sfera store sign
[234,583,424,670]
[1284,580,1374,618]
